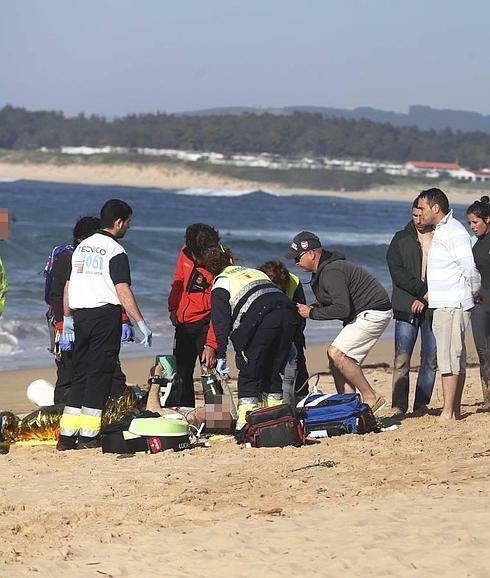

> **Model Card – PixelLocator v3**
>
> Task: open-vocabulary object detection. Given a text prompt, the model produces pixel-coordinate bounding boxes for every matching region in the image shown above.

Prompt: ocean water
[0,179,471,371]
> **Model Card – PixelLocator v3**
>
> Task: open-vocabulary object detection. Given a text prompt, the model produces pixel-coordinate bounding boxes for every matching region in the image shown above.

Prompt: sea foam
[176,187,280,197]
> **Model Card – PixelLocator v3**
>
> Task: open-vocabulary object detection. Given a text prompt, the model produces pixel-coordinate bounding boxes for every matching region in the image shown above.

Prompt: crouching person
[202,246,299,430]
[258,260,309,400]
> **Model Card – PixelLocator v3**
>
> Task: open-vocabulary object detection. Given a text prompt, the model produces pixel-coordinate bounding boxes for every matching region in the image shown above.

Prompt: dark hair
[258,260,290,293]
[100,199,133,229]
[418,188,449,214]
[412,197,420,209]
[185,223,220,259]
[466,195,490,219]
[73,216,100,247]
[201,245,234,277]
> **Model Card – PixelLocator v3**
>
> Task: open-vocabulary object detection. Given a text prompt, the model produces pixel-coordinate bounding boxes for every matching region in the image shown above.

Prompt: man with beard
[58,199,152,450]
[386,198,437,415]
[418,188,480,420]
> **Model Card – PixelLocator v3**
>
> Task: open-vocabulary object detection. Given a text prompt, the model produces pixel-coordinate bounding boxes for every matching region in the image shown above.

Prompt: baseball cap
[285,231,322,260]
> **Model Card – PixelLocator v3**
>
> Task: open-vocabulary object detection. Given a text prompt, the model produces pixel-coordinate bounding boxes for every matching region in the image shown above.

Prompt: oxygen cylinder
[201,365,223,404]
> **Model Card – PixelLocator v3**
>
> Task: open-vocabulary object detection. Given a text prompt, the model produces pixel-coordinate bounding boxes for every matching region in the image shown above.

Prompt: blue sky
[1,0,489,117]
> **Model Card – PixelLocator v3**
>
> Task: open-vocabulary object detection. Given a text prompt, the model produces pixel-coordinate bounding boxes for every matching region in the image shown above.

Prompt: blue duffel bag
[297,391,380,438]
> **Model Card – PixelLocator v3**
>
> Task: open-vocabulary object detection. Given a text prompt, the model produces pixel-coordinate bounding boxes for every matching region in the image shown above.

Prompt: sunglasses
[295,250,309,264]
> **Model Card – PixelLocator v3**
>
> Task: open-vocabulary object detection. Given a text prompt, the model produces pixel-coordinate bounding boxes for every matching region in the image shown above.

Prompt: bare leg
[328,354,355,393]
[454,372,466,419]
[439,373,459,420]
[327,345,378,407]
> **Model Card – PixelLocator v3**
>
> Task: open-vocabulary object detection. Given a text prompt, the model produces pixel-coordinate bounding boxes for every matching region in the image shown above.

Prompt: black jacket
[49,250,72,324]
[386,221,428,322]
[309,250,391,324]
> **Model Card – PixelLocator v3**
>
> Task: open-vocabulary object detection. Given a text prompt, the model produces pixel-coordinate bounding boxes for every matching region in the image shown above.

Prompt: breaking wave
[176,187,281,197]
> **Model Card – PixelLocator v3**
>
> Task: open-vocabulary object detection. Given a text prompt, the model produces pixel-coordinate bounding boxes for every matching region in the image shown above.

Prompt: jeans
[471,294,490,404]
[392,317,437,412]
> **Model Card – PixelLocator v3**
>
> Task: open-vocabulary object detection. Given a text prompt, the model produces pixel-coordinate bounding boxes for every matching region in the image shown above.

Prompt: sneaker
[56,437,77,451]
[76,437,101,450]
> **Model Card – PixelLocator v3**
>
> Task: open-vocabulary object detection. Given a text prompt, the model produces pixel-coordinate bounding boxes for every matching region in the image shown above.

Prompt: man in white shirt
[58,199,152,450]
[418,188,481,421]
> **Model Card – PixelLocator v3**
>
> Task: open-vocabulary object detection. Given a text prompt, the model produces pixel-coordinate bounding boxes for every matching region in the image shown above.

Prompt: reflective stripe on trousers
[59,405,81,437]
[79,406,103,438]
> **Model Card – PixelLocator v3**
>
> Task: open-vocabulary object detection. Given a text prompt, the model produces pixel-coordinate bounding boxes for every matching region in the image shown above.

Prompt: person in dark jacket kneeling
[258,260,309,399]
[203,246,299,430]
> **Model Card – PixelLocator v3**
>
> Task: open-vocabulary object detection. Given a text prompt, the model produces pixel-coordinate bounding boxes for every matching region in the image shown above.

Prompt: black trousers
[294,330,309,397]
[174,318,210,407]
[235,307,298,399]
[54,351,74,404]
[471,292,490,403]
[54,350,126,404]
[66,304,122,414]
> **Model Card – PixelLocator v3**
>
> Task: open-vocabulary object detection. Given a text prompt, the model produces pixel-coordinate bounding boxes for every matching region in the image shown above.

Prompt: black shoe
[56,437,77,451]
[76,437,101,450]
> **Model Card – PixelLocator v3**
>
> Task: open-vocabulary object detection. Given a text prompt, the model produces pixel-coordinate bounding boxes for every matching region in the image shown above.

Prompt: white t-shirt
[68,231,131,309]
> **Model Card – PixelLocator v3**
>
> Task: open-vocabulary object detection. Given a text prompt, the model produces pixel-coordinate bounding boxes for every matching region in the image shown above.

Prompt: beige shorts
[432,307,471,375]
[331,309,392,364]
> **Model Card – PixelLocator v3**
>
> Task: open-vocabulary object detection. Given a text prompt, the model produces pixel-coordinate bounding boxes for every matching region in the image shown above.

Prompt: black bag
[242,404,304,448]
[100,411,191,454]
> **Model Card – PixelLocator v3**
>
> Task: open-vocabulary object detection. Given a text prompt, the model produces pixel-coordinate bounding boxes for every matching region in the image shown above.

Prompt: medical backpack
[297,392,380,438]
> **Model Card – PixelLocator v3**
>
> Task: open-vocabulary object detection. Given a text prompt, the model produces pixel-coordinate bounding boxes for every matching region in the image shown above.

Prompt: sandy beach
[0,160,483,204]
[1,162,488,575]
[1,339,489,576]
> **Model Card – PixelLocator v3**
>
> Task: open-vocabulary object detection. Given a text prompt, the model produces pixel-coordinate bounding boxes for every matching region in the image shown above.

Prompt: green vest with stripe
[215,265,281,329]
[286,273,300,300]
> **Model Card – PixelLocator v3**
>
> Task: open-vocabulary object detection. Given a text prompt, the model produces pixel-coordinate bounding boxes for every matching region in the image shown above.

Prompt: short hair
[185,223,220,259]
[466,195,490,219]
[73,216,100,246]
[100,199,133,228]
[201,245,234,277]
[418,188,449,214]
[412,196,421,209]
[258,260,290,293]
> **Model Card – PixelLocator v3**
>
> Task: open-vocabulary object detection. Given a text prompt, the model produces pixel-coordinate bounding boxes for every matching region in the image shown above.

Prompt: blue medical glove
[216,358,230,376]
[61,315,75,342]
[121,322,134,342]
[58,334,74,352]
[137,320,152,348]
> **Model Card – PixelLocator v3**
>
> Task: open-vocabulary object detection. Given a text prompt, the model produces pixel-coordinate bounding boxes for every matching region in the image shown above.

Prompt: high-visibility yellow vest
[215,265,281,329]
[0,256,7,316]
[286,273,300,300]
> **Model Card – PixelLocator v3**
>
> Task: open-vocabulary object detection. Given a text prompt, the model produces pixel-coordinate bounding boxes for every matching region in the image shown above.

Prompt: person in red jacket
[168,224,220,406]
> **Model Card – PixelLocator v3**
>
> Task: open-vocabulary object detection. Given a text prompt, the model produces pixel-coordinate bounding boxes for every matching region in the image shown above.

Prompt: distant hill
[180,104,490,134]
[3,104,490,168]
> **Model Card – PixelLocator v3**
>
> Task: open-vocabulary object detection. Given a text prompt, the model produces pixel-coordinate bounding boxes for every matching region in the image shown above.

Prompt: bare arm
[63,281,72,317]
[115,283,144,323]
